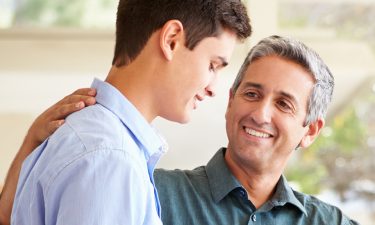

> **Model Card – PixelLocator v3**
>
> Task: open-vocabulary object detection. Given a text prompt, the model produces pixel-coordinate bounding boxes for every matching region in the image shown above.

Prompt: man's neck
[241,171,280,209]
[224,150,283,209]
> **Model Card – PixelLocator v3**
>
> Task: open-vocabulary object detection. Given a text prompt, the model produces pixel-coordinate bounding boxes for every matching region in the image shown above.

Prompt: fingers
[58,88,97,106]
[64,95,96,107]
[46,120,65,135]
[71,88,96,96]
[83,96,96,106]
[55,101,86,120]
[47,88,97,122]
[25,88,97,146]
[31,101,87,143]
[72,88,96,106]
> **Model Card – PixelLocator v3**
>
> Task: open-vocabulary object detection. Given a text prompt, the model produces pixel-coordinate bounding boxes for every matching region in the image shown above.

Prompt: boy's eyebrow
[216,56,228,67]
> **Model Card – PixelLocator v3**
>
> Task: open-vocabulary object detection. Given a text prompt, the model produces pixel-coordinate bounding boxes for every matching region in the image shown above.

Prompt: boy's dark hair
[113,0,252,66]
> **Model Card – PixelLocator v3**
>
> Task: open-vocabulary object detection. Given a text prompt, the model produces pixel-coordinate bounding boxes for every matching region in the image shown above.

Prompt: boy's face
[160,29,237,123]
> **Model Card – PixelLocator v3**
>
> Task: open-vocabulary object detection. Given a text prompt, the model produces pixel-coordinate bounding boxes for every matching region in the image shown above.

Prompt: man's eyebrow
[243,82,296,99]
[280,91,298,102]
[241,82,263,90]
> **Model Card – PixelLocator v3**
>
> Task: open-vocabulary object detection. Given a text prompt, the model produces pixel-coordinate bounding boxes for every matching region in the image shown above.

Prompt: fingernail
[75,102,84,108]
[88,89,96,95]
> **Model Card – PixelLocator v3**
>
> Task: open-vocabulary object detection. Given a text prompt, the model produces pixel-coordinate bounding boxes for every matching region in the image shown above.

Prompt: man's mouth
[244,127,272,138]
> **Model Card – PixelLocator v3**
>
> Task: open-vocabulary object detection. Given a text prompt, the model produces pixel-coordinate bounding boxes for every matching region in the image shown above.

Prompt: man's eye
[277,100,293,112]
[245,91,258,98]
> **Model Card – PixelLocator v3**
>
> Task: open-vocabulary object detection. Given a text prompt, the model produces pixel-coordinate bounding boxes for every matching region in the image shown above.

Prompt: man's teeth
[245,128,271,138]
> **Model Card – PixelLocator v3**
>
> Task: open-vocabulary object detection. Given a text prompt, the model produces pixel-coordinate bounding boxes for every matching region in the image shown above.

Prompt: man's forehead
[243,56,314,84]
[240,60,314,103]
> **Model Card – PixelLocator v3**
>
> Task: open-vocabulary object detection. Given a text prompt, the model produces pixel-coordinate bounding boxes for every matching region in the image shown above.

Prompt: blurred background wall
[1,0,374,223]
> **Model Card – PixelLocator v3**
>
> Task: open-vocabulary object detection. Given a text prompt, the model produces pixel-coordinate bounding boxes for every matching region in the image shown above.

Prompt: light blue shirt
[12,78,167,225]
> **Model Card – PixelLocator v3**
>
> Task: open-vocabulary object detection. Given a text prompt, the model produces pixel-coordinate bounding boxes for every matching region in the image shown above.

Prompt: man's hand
[26,88,96,151]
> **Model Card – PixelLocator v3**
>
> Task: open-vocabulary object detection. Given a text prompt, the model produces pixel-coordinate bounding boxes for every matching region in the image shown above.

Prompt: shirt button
[251,214,256,222]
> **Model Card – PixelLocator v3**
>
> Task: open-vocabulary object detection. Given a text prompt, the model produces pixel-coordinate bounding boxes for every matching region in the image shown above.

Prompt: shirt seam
[44,147,136,196]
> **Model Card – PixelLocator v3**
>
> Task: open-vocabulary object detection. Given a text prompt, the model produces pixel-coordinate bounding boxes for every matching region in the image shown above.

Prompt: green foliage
[279,2,375,50]
[11,0,116,28]
[14,0,85,27]
[286,104,367,194]
[286,162,327,194]
[14,0,49,24]
[311,107,366,155]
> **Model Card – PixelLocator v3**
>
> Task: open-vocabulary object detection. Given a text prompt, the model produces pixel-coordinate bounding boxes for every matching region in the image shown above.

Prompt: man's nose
[251,100,272,125]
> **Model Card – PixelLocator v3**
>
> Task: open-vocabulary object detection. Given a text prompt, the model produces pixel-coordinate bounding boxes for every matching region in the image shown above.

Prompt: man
[1,36,359,224]
[4,0,251,224]
[156,35,358,224]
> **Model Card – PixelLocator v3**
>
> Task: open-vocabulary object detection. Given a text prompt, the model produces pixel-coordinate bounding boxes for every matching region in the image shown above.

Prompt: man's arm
[0,88,96,225]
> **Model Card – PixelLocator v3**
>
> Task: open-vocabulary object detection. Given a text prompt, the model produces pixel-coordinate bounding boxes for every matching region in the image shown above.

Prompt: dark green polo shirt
[155,148,359,225]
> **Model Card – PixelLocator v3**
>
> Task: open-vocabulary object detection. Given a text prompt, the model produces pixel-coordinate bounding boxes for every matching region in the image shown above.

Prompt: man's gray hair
[231,35,334,126]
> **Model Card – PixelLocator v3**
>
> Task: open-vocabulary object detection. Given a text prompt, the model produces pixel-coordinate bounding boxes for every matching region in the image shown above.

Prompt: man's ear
[159,20,184,61]
[227,89,235,108]
[299,118,325,148]
[225,89,235,119]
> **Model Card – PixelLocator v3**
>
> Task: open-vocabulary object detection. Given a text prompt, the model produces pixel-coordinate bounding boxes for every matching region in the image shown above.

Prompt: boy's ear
[159,20,184,61]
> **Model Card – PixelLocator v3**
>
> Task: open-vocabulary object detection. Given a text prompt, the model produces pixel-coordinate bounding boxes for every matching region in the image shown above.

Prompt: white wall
[0,28,252,181]
[2,0,375,179]
[3,0,375,182]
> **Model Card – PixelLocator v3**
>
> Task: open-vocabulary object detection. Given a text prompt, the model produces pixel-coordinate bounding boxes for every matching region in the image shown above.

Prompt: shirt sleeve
[44,149,161,225]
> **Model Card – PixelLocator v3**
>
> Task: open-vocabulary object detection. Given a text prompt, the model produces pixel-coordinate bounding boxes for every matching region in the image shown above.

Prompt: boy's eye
[209,63,215,72]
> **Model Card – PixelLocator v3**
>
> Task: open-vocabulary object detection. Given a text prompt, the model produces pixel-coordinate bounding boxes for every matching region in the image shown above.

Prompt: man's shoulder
[155,166,207,184]
[155,167,218,225]
[292,190,358,224]
[155,166,210,195]
[293,190,338,211]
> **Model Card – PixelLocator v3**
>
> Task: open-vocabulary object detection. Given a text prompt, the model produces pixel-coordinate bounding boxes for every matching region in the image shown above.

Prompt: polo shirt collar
[265,175,307,215]
[206,148,242,203]
[206,147,307,215]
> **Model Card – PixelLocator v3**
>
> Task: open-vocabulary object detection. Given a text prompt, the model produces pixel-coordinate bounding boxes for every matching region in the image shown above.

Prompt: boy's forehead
[193,31,237,61]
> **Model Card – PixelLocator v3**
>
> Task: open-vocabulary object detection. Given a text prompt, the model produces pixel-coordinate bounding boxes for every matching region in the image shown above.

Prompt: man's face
[225,55,322,172]
[160,30,237,123]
